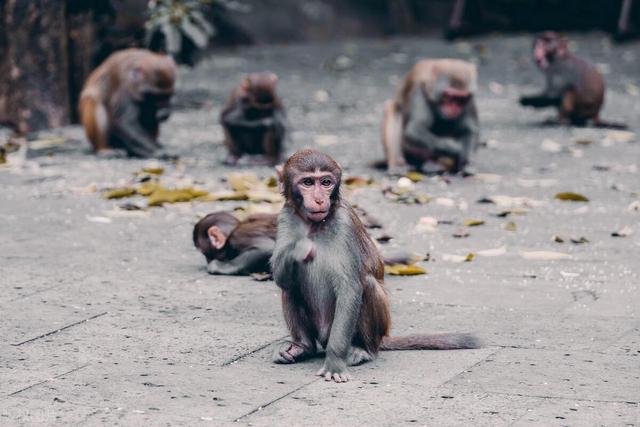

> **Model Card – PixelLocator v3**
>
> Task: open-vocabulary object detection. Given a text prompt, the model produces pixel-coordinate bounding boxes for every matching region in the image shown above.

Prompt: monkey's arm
[271,238,314,288]
[112,100,162,157]
[207,240,274,275]
[520,69,568,108]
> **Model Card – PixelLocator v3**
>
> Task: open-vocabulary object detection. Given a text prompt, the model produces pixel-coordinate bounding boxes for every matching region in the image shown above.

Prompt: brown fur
[79,48,176,155]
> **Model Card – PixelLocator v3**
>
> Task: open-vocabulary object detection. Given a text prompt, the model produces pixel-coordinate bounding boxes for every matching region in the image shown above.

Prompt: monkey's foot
[95,148,126,159]
[273,341,314,364]
[316,363,352,383]
[347,347,374,366]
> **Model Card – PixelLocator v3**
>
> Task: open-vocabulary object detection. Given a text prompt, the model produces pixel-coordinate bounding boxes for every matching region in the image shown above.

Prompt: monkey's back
[557,55,605,120]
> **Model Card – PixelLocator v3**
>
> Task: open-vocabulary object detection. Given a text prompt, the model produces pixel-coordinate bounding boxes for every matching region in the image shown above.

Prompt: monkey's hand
[293,239,315,263]
[207,260,223,275]
[316,359,351,383]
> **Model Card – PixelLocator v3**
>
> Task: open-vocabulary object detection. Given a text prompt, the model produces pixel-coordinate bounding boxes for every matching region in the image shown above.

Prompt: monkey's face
[295,171,336,223]
[533,34,566,69]
[437,88,471,120]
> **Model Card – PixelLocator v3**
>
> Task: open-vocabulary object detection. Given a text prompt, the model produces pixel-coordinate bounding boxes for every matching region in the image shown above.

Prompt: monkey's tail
[593,120,628,130]
[380,333,480,351]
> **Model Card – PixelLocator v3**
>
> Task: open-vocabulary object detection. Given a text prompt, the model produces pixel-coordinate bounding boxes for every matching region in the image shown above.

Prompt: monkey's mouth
[307,210,329,222]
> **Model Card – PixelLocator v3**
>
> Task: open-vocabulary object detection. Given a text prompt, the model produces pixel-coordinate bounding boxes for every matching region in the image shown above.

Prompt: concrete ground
[1,34,639,426]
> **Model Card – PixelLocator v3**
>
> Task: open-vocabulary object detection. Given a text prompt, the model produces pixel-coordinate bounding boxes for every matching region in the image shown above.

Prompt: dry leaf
[104,187,137,199]
[552,235,565,243]
[345,176,373,188]
[228,173,260,192]
[611,226,633,237]
[541,138,562,153]
[137,181,162,196]
[452,228,469,238]
[554,192,589,202]
[147,187,208,206]
[405,171,424,182]
[206,190,248,202]
[250,272,272,281]
[435,197,455,207]
[477,246,507,257]
[603,130,635,145]
[480,195,544,208]
[520,251,571,260]
[575,139,594,146]
[385,263,427,276]
[504,221,517,231]
[416,216,438,233]
[627,201,640,212]
[245,189,283,203]
[474,173,502,184]
[139,167,164,175]
[441,253,474,263]
[517,178,557,188]
[86,216,112,224]
[463,219,485,227]
[570,236,589,244]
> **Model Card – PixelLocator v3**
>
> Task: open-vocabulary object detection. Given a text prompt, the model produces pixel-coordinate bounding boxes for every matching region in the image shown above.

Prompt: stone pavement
[1,35,639,426]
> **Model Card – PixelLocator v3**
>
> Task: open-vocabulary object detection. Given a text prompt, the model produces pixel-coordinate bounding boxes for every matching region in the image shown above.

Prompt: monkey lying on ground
[220,72,287,166]
[382,59,480,174]
[193,212,277,276]
[519,32,626,129]
[79,48,177,158]
[270,149,479,383]
[194,210,413,276]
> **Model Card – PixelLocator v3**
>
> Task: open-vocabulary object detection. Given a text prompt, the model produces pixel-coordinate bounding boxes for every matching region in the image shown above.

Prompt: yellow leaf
[554,192,589,202]
[345,176,373,188]
[137,182,162,196]
[463,219,485,227]
[205,190,248,202]
[228,173,260,192]
[147,187,208,206]
[464,253,475,262]
[245,189,284,203]
[264,176,278,188]
[505,221,517,231]
[385,263,427,276]
[405,171,424,182]
[575,139,594,146]
[104,187,137,199]
[139,167,165,175]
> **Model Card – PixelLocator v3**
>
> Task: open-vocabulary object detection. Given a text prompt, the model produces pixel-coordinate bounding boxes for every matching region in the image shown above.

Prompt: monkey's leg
[559,91,576,124]
[207,243,273,275]
[316,285,362,382]
[112,101,163,158]
[79,97,110,152]
[274,291,317,364]
[222,127,242,165]
[382,100,408,172]
[347,346,374,366]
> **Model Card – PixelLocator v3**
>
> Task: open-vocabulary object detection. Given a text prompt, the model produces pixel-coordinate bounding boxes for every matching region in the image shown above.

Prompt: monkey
[193,210,412,276]
[270,149,479,383]
[79,48,177,158]
[220,72,287,166]
[382,59,480,175]
[193,211,277,275]
[519,32,626,129]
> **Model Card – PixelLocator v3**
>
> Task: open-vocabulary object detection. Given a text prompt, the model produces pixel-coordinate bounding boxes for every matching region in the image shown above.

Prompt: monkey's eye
[321,178,333,187]
[302,178,314,187]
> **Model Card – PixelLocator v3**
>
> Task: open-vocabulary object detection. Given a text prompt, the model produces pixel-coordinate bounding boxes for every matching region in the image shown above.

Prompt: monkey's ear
[274,164,285,192]
[268,73,278,84]
[240,77,252,90]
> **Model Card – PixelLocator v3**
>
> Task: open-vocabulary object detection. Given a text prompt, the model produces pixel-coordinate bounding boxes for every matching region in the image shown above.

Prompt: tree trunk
[0,0,71,134]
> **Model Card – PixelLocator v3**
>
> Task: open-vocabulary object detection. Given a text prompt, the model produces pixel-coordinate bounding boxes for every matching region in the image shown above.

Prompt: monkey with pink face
[270,149,479,383]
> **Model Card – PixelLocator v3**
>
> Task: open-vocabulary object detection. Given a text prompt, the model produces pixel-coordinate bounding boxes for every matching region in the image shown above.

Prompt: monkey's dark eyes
[302,178,314,186]
[321,178,333,187]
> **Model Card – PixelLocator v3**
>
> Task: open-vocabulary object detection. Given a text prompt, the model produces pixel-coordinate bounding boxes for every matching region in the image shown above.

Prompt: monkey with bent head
[220,72,287,166]
[519,32,625,128]
[79,48,177,158]
[382,59,480,174]
[270,149,479,383]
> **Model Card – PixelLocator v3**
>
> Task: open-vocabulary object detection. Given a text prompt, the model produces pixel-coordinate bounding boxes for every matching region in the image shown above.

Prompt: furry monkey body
[271,150,478,383]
